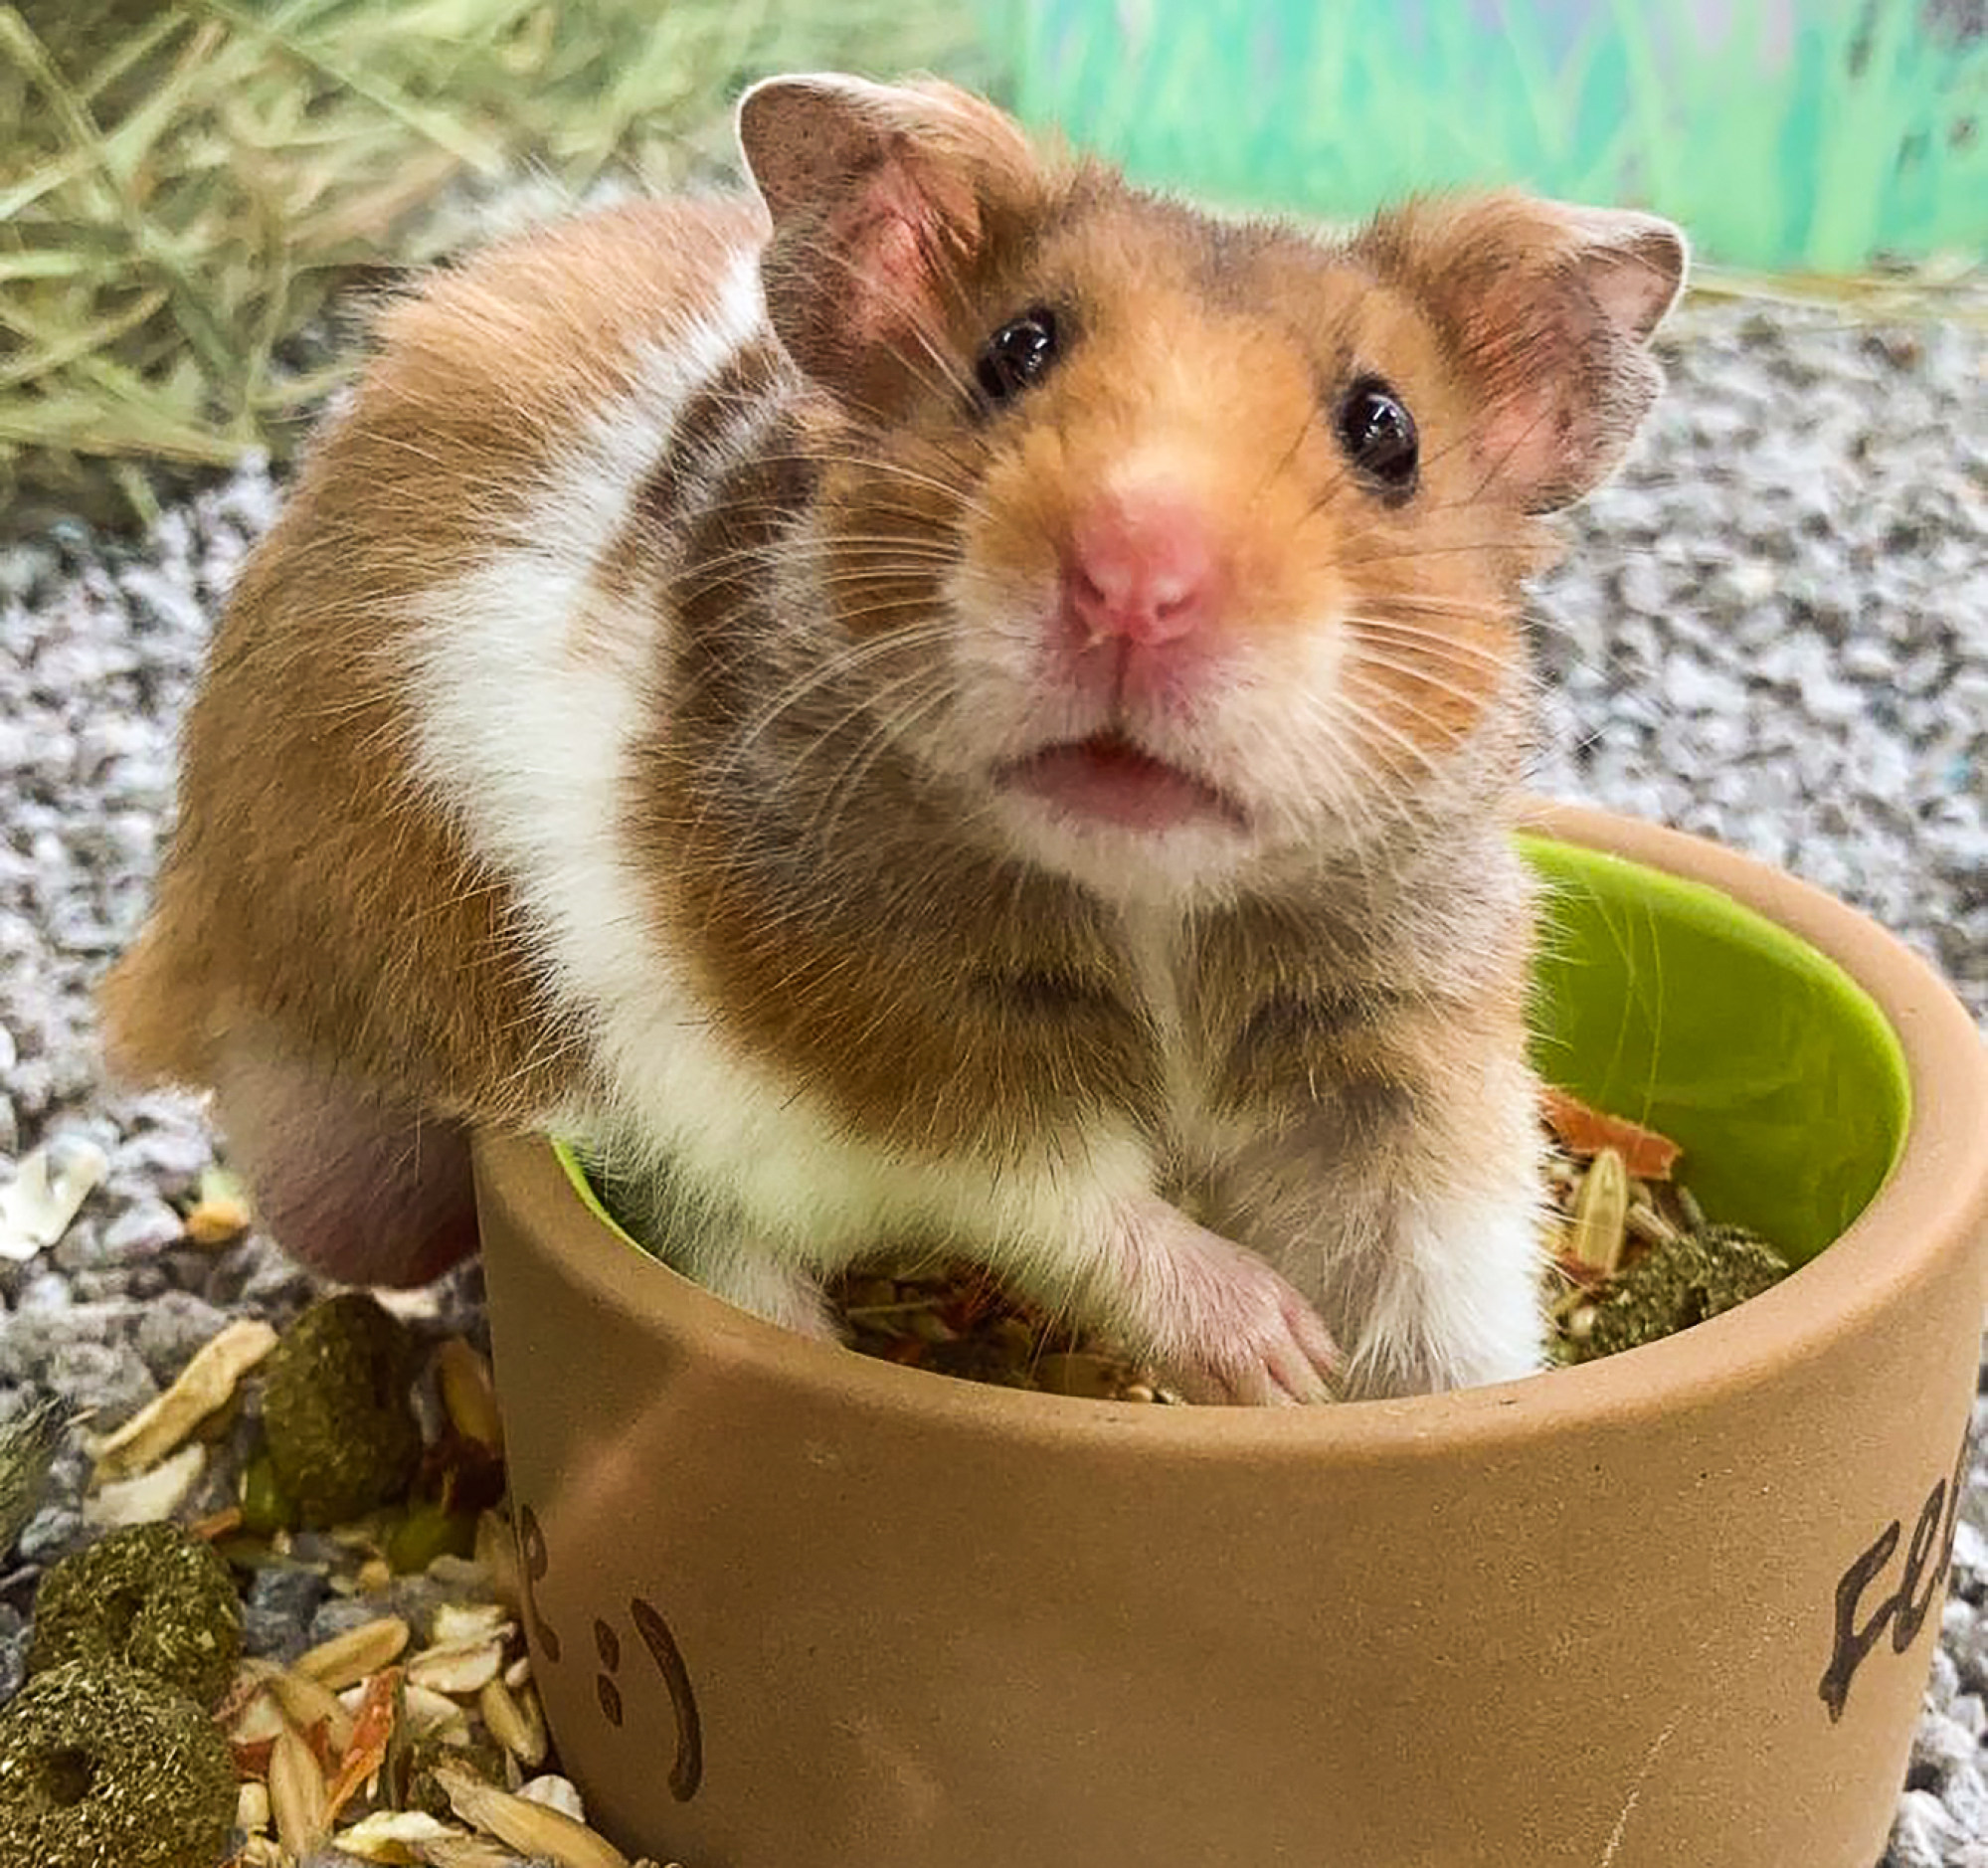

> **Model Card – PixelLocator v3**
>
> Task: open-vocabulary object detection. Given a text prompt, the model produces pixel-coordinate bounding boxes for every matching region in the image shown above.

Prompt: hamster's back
[100,198,769,1119]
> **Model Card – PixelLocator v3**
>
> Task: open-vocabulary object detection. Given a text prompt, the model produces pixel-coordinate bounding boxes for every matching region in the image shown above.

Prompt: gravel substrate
[0,290,1983,1863]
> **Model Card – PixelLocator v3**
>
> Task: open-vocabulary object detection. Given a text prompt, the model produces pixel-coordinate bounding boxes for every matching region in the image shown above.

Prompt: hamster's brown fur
[102,76,1684,1398]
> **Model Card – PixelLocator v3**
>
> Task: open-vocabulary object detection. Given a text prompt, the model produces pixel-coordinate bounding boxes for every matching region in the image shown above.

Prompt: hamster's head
[739,75,1686,902]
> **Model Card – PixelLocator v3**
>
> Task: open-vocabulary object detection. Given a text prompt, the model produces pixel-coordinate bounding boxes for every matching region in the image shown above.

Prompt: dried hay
[0,0,987,534]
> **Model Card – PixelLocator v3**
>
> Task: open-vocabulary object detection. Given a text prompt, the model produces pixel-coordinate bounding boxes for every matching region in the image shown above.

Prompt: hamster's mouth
[998,732,1247,834]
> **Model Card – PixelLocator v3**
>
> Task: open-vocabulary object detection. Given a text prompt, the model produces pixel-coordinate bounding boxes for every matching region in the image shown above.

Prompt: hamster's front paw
[1110,1201,1343,1405]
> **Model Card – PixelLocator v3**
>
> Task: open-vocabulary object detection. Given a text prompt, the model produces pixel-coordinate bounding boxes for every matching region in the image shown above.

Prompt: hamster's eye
[1336,376,1419,498]
[976,307,1060,406]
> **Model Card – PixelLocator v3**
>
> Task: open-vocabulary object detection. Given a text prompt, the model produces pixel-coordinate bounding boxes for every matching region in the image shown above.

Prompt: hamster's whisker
[808,567,956,593]
[1274,691,1416,910]
[1343,618,1515,671]
[678,617,945,741]
[1341,693,1482,795]
[1299,416,1488,526]
[685,625,957,821]
[1247,407,1319,516]
[1289,690,1396,842]
[681,528,960,569]
[1462,396,1562,507]
[1353,588,1517,621]
[1335,538,1519,571]
[1405,420,1497,484]
[669,536,960,604]
[819,602,952,637]
[1339,646,1500,718]
[804,676,959,854]
[819,498,975,535]
[1326,682,1448,786]
[840,458,992,520]
[746,442,990,515]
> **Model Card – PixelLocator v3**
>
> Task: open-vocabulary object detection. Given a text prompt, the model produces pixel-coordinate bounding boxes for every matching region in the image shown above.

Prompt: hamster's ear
[1359,195,1687,512]
[737,73,1042,409]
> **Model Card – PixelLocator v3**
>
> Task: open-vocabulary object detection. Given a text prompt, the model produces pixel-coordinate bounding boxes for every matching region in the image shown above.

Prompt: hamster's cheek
[1182,624,1365,816]
[922,558,1079,766]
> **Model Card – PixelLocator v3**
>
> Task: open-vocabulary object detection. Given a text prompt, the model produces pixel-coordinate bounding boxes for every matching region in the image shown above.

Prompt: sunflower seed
[81,1439,204,1528]
[399,1680,475,1742]
[431,1602,512,1647]
[435,1763,633,1868]
[324,1808,459,1860]
[516,1774,586,1821]
[479,1675,548,1769]
[268,1666,355,1753]
[434,1338,504,1455]
[293,1614,410,1690]
[269,1724,328,1855]
[1566,1146,1631,1275]
[87,1317,276,1479]
[408,1638,505,1698]
[0,1139,106,1261]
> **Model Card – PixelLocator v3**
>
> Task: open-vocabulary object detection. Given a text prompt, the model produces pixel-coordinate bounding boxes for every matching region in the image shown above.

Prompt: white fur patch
[1340,1053,1548,1398]
[1345,1182,1546,1396]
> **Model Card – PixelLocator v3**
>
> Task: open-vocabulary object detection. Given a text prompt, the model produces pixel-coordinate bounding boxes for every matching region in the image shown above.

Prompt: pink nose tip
[1062,493,1221,647]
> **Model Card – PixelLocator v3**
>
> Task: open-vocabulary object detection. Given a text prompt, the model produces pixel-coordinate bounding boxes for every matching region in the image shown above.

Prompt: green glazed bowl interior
[1520,834,1908,1263]
[559,834,1912,1277]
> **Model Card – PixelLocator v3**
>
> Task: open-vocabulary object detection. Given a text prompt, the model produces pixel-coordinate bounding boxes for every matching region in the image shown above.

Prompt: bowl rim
[484,799,1988,1462]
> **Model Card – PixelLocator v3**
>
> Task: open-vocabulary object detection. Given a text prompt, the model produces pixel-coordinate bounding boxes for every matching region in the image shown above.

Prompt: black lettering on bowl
[1819,1422,1972,1723]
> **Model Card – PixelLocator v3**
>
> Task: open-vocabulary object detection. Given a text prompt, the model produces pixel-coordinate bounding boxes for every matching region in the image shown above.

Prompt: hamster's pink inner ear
[737,74,1038,408]
[1565,208,1690,343]
[1359,194,1688,513]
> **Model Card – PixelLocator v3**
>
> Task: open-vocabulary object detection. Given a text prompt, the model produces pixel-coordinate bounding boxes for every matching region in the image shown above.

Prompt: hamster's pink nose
[1061,493,1223,648]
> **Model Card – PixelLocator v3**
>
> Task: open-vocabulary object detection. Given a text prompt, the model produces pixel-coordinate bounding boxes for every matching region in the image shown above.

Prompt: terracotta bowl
[471,800,1988,1868]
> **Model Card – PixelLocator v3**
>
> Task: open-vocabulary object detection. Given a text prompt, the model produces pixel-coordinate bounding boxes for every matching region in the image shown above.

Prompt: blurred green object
[994,0,1984,272]
[1522,836,1909,1266]
[0,0,991,534]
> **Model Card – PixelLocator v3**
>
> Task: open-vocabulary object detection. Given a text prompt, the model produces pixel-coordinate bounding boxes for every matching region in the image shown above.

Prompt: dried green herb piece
[1568,1223,1788,1364]
[236,1447,297,1537]
[0,1396,65,1562]
[0,1660,235,1868]
[385,1498,478,1575]
[261,1292,422,1527]
[25,1519,240,1710]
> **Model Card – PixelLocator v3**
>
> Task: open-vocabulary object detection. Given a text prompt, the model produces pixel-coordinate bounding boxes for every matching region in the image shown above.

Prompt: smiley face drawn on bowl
[518,1501,704,1800]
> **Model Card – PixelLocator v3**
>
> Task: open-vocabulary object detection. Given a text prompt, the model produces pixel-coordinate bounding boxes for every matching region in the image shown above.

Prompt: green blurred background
[1009,0,1983,275]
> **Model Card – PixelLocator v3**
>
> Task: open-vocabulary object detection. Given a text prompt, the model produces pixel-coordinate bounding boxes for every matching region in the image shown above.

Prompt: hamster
[99,74,1685,1403]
